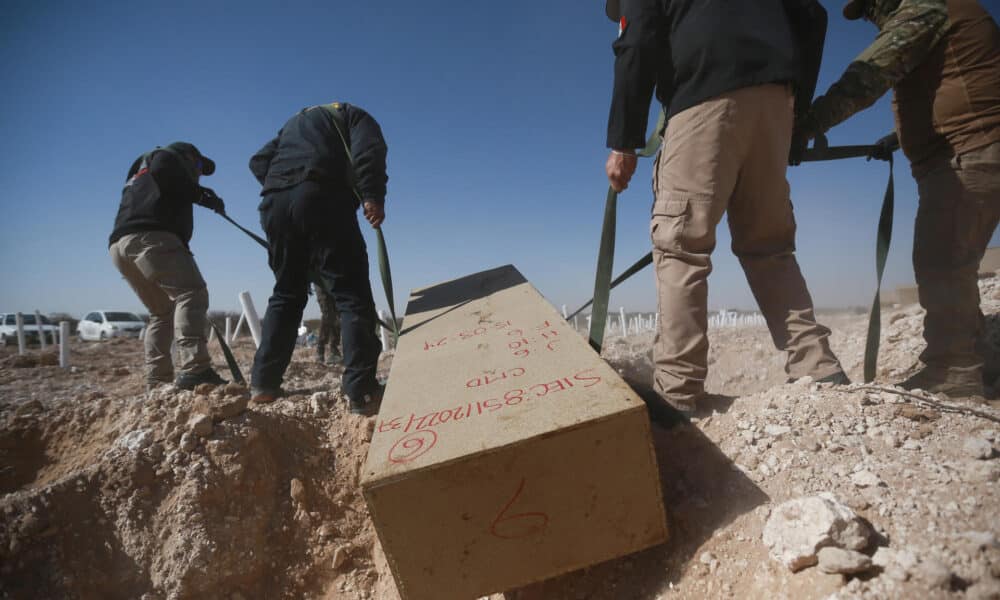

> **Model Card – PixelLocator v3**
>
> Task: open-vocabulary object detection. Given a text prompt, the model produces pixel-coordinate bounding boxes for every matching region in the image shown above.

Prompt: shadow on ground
[506,418,769,599]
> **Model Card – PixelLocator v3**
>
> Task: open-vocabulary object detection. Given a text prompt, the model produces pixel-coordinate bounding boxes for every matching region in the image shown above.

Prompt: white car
[0,313,60,346]
[77,311,145,341]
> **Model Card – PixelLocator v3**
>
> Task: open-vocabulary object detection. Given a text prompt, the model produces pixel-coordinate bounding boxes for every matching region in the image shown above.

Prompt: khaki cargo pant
[913,142,1000,381]
[650,83,843,405]
[109,231,211,384]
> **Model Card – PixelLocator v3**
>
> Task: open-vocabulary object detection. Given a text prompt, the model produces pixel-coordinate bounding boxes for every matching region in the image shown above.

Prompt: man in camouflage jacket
[802,0,1000,398]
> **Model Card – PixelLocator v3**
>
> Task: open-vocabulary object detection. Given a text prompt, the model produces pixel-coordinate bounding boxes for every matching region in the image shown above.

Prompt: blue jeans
[251,180,381,400]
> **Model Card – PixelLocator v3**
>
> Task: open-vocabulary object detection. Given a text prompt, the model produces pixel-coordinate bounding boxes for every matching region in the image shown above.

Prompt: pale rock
[965,580,1000,600]
[290,478,306,504]
[179,432,196,452]
[762,493,871,571]
[964,437,996,460]
[310,392,328,416]
[918,557,953,589]
[189,414,213,437]
[765,424,792,437]
[851,470,884,488]
[817,547,873,575]
[115,429,153,453]
[332,545,350,570]
[211,396,248,422]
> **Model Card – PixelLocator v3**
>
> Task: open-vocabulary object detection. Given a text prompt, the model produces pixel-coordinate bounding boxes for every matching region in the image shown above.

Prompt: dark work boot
[898,366,984,398]
[175,367,227,390]
[349,384,384,417]
[816,371,851,386]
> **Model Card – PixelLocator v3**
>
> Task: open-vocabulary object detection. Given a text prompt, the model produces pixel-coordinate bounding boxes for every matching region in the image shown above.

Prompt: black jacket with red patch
[109,149,203,247]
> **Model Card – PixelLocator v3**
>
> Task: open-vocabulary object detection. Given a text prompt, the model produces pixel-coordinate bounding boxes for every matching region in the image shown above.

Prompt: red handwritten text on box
[489,478,549,540]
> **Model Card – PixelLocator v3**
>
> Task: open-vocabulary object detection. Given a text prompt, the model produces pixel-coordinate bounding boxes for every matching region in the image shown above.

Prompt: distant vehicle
[0,313,60,346]
[77,311,145,341]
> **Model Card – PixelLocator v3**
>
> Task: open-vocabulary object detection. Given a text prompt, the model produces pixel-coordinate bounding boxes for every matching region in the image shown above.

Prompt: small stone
[699,551,716,565]
[765,425,792,437]
[964,437,996,460]
[193,383,216,396]
[918,557,953,589]
[817,547,873,575]
[851,470,884,488]
[965,580,1000,600]
[211,396,248,422]
[290,478,306,504]
[189,414,213,437]
[310,392,329,416]
[318,524,336,539]
[762,494,871,572]
[180,432,197,452]
[223,382,248,397]
[902,439,922,451]
[332,545,350,570]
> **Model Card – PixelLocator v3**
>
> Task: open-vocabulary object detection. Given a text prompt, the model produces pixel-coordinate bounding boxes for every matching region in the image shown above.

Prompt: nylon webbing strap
[376,228,399,342]
[864,155,894,383]
[211,321,246,384]
[569,251,652,320]
[587,111,665,352]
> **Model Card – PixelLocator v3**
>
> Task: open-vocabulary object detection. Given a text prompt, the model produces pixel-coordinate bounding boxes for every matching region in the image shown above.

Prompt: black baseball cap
[166,141,215,175]
[606,0,621,21]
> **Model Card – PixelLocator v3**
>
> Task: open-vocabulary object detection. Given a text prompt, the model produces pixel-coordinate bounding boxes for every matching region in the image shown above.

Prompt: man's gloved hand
[867,132,899,162]
[363,200,385,228]
[199,187,226,214]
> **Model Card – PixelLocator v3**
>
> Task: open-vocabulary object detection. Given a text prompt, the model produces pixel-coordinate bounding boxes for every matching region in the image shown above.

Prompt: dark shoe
[898,366,984,398]
[631,384,694,429]
[816,371,851,386]
[175,367,227,390]
[250,387,282,404]
[349,384,384,416]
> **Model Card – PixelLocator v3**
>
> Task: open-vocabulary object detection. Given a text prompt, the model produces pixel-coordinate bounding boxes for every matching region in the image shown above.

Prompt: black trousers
[251,180,381,400]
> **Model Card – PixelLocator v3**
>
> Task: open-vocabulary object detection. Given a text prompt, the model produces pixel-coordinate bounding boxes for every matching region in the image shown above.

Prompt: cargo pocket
[650,196,688,253]
[651,193,718,254]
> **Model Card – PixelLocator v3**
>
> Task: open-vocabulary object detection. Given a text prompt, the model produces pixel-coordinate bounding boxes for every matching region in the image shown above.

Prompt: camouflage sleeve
[805,0,948,135]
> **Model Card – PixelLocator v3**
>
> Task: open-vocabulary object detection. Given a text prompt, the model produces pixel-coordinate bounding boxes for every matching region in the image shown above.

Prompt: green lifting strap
[210,320,246,384]
[587,110,665,353]
[865,155,894,383]
[322,103,400,342]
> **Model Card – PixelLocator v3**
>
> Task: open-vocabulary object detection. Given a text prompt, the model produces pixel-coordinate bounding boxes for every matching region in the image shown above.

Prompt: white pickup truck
[0,313,60,346]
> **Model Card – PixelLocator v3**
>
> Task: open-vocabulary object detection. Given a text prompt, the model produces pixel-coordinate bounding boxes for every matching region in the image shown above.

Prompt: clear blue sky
[2,0,998,318]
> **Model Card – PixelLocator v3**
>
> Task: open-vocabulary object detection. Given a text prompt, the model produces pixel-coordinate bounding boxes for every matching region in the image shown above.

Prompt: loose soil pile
[1,279,999,599]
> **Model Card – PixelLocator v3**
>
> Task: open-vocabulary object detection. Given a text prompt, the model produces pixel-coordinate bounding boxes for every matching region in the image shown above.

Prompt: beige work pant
[913,142,1000,380]
[109,231,211,384]
[650,84,842,405]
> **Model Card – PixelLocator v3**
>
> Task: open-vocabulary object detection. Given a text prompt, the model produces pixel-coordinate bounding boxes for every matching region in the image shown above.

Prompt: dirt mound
[0,343,390,600]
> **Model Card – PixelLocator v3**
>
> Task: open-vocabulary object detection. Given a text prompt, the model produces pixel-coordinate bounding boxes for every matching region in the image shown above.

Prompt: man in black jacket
[109,142,227,391]
[248,102,387,415]
[604,0,848,418]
